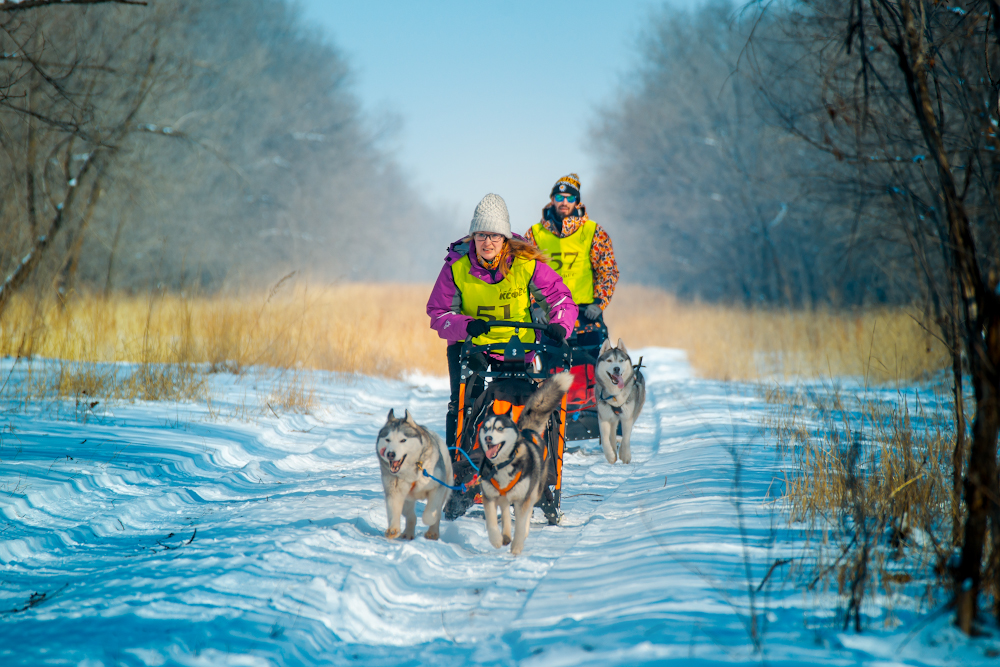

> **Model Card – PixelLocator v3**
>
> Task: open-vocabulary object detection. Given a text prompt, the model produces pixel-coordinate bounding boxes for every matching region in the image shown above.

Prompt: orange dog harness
[490,470,522,496]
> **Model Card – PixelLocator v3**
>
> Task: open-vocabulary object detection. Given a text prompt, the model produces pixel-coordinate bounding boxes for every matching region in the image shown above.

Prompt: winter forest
[2,0,1000,665]
[0,0,442,294]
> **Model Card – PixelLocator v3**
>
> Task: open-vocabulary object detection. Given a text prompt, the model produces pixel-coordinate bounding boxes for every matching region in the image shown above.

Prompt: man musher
[526,173,619,344]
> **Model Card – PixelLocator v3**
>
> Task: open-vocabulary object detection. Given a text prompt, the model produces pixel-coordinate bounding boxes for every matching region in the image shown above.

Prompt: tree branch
[0,0,147,12]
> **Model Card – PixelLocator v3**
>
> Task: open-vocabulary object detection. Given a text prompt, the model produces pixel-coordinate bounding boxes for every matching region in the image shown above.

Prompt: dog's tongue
[486,443,501,459]
[611,373,623,388]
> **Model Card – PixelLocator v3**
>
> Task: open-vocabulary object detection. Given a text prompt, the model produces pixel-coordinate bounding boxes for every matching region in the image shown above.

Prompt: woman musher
[426,193,578,451]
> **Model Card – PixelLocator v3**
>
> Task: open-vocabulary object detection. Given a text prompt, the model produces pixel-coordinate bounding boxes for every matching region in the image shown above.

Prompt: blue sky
[294,0,692,237]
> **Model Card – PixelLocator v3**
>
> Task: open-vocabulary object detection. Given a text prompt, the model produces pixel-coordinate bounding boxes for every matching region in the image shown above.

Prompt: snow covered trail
[0,351,993,666]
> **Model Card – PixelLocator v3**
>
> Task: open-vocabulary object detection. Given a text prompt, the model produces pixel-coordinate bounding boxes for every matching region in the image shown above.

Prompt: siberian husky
[477,371,572,555]
[594,338,646,464]
[376,409,453,540]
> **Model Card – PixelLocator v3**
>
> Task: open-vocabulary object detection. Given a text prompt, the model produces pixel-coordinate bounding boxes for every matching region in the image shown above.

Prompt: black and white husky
[376,409,453,540]
[477,371,572,555]
[595,338,646,464]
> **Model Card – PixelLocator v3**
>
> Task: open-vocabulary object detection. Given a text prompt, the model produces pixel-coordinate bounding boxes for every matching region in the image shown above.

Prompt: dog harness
[482,427,544,496]
[490,470,523,496]
[391,439,436,494]
[480,441,517,483]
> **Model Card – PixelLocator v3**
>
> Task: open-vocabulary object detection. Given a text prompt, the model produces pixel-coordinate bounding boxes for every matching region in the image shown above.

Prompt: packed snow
[0,349,997,665]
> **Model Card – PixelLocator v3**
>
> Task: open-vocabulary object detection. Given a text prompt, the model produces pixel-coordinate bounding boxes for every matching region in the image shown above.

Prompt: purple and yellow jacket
[426,236,578,345]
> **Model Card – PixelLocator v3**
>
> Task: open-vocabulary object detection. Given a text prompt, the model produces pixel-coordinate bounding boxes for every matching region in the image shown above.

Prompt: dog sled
[444,321,572,525]
[558,311,613,442]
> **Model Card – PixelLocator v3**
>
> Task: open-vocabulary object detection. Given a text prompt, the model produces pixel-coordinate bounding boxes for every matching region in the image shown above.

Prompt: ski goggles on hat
[553,194,577,203]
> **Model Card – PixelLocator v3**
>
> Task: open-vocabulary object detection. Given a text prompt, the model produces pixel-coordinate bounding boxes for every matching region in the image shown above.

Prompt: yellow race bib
[530,220,596,306]
[452,255,536,346]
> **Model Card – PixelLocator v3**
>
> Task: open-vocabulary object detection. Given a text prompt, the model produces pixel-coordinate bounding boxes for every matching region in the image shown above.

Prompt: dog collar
[483,446,517,472]
[494,456,516,471]
[598,373,633,403]
[598,372,642,415]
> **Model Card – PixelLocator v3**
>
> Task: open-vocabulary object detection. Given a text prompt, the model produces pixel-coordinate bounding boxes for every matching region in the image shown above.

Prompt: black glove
[466,319,489,338]
[544,323,566,344]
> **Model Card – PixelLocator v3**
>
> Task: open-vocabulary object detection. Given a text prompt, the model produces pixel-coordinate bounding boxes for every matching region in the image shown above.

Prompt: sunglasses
[553,194,577,203]
[473,232,505,243]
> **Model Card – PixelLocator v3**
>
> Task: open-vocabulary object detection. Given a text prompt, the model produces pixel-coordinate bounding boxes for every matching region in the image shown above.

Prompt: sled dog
[594,338,646,464]
[376,409,453,540]
[477,371,572,555]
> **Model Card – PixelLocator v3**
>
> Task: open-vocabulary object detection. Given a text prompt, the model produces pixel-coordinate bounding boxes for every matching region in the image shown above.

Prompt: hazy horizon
[293,0,703,237]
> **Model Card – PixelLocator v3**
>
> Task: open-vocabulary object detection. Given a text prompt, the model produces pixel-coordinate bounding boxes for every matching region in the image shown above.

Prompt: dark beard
[546,206,570,233]
[554,207,568,221]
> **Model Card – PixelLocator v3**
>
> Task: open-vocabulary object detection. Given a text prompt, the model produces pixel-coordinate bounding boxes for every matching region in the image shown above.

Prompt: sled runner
[444,321,571,525]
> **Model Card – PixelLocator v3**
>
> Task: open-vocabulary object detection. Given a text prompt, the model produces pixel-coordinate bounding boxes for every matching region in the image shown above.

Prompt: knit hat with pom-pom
[468,193,511,239]
[550,173,581,200]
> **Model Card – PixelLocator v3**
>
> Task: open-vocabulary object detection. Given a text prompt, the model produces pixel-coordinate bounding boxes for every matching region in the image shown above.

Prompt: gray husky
[376,409,453,540]
[594,338,646,464]
[477,371,572,555]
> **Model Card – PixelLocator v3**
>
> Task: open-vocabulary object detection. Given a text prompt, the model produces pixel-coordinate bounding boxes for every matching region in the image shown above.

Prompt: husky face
[377,410,424,475]
[598,338,633,391]
[479,413,519,462]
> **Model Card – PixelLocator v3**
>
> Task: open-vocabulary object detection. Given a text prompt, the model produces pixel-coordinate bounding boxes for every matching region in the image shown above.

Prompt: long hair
[466,236,548,278]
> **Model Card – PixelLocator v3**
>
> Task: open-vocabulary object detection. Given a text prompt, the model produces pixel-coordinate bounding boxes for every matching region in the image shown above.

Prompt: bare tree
[0,2,160,313]
[745,0,1000,632]
[591,2,911,306]
[596,0,1000,631]
[1,0,448,308]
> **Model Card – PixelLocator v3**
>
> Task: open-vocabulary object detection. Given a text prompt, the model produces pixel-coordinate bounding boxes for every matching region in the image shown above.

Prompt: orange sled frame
[443,320,572,525]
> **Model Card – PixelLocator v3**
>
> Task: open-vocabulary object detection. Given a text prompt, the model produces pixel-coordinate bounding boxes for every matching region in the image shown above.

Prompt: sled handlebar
[478,320,550,332]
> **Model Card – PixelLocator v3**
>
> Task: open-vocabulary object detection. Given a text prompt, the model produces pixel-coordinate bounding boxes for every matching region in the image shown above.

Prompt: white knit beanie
[468,193,512,239]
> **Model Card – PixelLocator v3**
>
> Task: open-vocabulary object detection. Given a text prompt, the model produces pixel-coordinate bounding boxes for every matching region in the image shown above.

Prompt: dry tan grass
[0,283,448,379]
[0,284,948,384]
[0,360,206,407]
[778,390,955,545]
[260,372,317,414]
[603,287,949,383]
[766,385,963,628]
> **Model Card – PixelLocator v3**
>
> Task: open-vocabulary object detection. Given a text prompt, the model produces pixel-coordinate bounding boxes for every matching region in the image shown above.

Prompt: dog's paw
[401,531,415,540]
[510,544,523,556]
[488,535,504,549]
[502,535,512,546]
[424,526,440,541]
[385,528,400,539]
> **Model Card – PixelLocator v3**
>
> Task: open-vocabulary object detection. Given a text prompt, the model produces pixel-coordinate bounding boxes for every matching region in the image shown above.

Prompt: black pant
[446,343,485,447]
